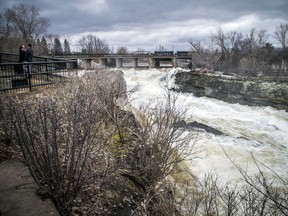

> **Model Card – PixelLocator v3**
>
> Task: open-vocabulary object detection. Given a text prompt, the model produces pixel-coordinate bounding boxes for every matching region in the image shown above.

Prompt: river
[121,67,288,182]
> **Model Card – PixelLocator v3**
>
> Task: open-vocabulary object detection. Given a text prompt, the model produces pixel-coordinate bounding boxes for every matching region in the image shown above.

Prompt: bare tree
[210,27,271,71]
[212,27,228,64]
[7,4,49,42]
[189,39,221,69]
[274,23,288,50]
[274,23,288,70]
[257,29,269,47]
[0,9,13,39]
[239,28,270,70]
[77,34,110,54]
[116,46,129,54]
[0,8,23,52]
[211,27,244,68]
[213,28,246,53]
[157,45,166,51]
[45,34,59,55]
[226,31,243,66]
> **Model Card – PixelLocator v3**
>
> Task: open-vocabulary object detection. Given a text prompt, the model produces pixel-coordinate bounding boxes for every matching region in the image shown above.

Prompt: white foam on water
[121,68,288,181]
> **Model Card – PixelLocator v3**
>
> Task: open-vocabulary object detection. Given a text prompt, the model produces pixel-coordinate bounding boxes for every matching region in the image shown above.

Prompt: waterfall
[121,68,288,181]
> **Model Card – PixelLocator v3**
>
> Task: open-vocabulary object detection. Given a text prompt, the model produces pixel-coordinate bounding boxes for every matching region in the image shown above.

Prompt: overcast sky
[1,0,288,51]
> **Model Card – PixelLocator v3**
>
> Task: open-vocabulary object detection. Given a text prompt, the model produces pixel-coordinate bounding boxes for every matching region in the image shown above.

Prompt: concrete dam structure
[78,51,192,68]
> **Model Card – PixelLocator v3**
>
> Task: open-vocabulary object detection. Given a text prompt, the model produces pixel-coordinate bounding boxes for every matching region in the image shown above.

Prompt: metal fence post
[28,73,32,91]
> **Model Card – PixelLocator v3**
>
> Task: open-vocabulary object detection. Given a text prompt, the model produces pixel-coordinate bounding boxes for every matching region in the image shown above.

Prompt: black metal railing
[0,60,78,93]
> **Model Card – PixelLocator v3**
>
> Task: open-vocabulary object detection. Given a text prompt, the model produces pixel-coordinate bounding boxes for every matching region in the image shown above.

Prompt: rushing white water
[121,67,288,182]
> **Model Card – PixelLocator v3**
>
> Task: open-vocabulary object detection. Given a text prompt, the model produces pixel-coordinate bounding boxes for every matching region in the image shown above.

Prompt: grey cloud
[1,0,287,50]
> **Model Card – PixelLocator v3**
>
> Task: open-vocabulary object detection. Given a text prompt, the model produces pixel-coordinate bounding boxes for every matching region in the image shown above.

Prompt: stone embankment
[173,69,288,111]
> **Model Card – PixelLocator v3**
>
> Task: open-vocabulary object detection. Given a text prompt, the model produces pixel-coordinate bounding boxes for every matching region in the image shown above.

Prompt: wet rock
[174,70,288,111]
[175,120,226,136]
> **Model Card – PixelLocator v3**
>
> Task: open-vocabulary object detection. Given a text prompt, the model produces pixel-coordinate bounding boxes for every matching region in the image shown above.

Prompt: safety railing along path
[0,53,78,94]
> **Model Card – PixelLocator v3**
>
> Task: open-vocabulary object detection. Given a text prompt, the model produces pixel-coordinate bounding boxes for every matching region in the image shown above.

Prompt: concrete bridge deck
[60,52,192,68]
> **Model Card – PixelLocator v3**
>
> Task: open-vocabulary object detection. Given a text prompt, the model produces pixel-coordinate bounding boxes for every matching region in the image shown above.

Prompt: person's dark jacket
[16,46,26,74]
[24,47,33,62]
[19,48,26,62]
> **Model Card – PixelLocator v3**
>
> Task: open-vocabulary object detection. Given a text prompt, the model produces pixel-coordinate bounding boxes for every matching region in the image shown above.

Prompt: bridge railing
[0,60,78,94]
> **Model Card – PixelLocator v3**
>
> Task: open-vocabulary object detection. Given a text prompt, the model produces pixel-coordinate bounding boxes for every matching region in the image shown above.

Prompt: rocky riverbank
[173,69,288,111]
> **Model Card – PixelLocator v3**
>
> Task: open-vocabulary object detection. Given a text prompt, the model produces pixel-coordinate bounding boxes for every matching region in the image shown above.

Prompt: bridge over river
[60,51,192,68]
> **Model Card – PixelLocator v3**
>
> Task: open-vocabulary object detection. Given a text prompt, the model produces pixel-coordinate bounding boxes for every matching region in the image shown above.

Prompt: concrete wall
[79,56,192,69]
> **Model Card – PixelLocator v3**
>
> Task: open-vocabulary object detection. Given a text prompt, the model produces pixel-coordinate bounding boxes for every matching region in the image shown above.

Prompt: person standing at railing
[16,44,26,74]
[24,43,33,75]
[19,44,26,62]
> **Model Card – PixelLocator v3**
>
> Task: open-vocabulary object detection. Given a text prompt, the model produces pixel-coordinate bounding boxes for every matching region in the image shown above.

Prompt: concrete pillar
[148,57,155,68]
[155,59,160,68]
[172,57,177,67]
[116,58,123,68]
[107,58,116,67]
[133,58,138,67]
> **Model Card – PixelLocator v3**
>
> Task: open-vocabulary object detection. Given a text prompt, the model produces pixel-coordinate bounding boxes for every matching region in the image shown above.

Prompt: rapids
[121,68,288,181]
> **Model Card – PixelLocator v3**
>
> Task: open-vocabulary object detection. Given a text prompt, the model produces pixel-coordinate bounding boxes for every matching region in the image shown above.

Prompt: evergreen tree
[36,38,41,53]
[41,36,49,55]
[63,39,71,55]
[35,36,49,55]
[54,37,63,55]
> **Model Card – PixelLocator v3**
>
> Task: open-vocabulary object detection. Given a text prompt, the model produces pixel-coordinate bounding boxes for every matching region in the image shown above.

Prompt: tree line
[190,25,288,71]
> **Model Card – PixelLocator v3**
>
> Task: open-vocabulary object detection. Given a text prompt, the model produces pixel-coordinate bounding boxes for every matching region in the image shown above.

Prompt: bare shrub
[8,89,95,213]
[113,90,199,215]
[2,73,128,214]
[174,150,288,216]
[234,155,288,215]
[0,95,15,144]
